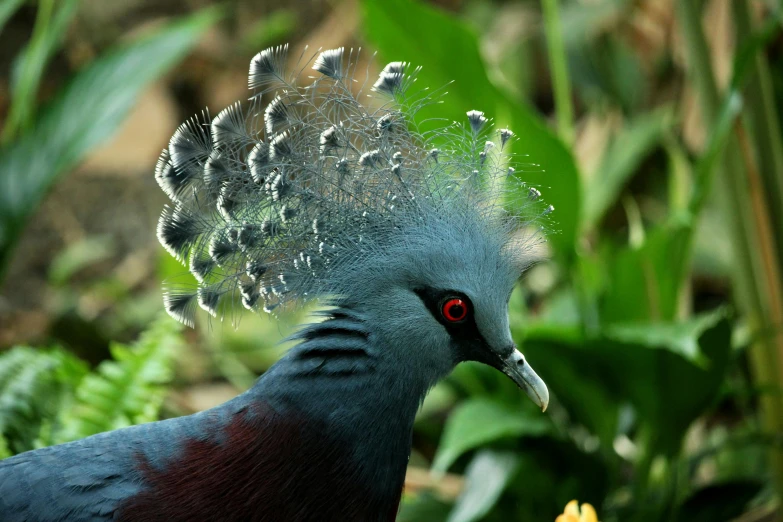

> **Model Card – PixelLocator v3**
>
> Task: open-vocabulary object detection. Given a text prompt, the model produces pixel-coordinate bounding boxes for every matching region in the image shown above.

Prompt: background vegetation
[1,0,782,520]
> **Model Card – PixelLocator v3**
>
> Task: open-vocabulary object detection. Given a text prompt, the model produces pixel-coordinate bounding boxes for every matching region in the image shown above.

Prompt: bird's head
[328,201,549,411]
[155,45,551,411]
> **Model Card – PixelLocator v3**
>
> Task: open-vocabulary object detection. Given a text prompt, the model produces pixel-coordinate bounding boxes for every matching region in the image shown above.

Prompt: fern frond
[49,314,184,445]
[0,347,87,454]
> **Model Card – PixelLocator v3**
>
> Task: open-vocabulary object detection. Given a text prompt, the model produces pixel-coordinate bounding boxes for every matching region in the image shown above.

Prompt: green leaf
[447,450,519,522]
[0,8,219,279]
[600,222,692,323]
[519,324,621,446]
[3,0,81,142]
[362,0,582,262]
[729,12,783,90]
[602,308,726,367]
[521,313,733,455]
[583,107,674,229]
[431,397,550,473]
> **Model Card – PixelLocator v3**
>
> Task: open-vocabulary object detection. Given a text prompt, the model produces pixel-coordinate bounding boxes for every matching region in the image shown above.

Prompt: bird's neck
[241,308,447,501]
[256,308,440,434]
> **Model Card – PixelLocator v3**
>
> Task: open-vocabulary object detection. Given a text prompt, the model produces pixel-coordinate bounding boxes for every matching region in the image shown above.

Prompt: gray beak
[500,349,549,411]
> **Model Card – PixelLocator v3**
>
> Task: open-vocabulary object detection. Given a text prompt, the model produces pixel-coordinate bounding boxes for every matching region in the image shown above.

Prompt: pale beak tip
[502,348,549,413]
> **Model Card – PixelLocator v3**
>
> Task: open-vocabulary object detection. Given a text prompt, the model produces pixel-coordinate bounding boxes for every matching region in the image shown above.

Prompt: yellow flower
[555,500,599,522]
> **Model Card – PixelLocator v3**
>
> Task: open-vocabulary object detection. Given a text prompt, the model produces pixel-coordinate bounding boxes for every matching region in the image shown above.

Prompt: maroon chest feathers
[117,402,404,522]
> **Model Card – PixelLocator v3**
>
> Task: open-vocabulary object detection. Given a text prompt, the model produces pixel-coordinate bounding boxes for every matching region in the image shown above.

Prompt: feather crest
[156,45,551,326]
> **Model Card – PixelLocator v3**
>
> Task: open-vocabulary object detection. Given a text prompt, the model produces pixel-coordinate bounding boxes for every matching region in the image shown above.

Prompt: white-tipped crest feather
[155,45,552,326]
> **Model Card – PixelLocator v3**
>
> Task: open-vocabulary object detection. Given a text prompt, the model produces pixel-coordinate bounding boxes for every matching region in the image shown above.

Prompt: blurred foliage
[363,0,783,520]
[0,2,218,278]
[0,0,782,521]
[0,314,182,454]
[364,0,583,260]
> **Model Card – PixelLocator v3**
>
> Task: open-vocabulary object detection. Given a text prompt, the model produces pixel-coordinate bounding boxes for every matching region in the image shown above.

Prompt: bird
[0,44,551,522]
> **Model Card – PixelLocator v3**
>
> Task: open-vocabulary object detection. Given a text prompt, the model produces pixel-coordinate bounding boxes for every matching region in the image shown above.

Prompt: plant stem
[676,0,783,495]
[540,0,574,145]
[732,1,783,288]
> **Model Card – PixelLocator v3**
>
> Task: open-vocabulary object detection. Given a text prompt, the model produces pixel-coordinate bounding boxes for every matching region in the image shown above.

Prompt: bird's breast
[117,400,405,522]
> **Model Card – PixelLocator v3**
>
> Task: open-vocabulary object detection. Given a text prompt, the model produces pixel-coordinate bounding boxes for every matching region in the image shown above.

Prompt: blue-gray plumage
[0,45,551,521]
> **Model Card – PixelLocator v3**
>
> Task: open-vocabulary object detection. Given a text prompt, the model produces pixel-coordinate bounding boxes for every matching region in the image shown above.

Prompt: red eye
[442,298,468,322]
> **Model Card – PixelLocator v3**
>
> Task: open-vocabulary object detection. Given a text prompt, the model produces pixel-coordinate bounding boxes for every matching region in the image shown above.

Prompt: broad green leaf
[431,397,550,473]
[447,450,519,522]
[363,0,582,262]
[518,324,620,446]
[583,107,674,229]
[602,308,726,366]
[0,8,219,279]
[521,313,732,456]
